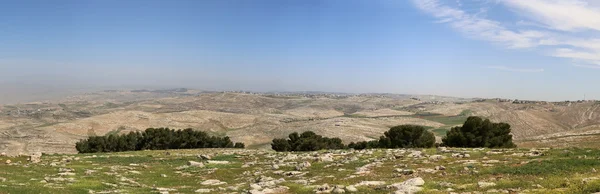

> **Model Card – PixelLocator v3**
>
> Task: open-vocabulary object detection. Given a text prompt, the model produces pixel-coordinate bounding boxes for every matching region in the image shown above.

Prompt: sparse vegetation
[75,128,244,153]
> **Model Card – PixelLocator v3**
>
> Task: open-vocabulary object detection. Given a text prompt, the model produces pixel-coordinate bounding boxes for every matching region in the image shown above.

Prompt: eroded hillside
[0,90,599,154]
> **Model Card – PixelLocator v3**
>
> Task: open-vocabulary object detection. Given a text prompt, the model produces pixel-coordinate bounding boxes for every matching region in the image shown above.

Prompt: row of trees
[272,116,515,152]
[348,125,436,150]
[271,131,346,152]
[75,128,245,153]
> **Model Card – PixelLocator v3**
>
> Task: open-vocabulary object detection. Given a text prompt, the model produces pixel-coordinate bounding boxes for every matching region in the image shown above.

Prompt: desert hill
[0,89,599,155]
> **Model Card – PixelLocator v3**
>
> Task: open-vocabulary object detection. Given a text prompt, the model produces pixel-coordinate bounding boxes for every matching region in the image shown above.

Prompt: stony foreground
[1,148,600,193]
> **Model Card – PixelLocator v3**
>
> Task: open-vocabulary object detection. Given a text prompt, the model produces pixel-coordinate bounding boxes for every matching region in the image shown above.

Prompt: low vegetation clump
[348,125,436,149]
[271,131,345,152]
[75,128,245,153]
[443,116,516,148]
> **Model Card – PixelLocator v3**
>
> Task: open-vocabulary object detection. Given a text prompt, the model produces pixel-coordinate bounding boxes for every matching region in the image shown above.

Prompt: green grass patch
[486,159,600,176]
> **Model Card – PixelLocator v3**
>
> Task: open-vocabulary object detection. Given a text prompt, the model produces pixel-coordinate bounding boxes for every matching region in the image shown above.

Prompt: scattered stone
[318,154,334,162]
[395,168,414,175]
[58,172,76,176]
[407,151,422,158]
[452,153,470,158]
[188,161,205,167]
[201,179,227,186]
[333,187,346,193]
[429,155,446,160]
[199,154,211,160]
[153,187,176,194]
[346,185,358,192]
[161,174,168,178]
[5,160,11,164]
[271,164,279,170]
[439,182,454,187]
[389,177,425,194]
[206,160,230,164]
[483,160,500,164]
[85,170,96,176]
[195,189,212,193]
[296,161,311,170]
[284,171,304,176]
[314,183,332,193]
[355,181,386,187]
[29,152,42,163]
[250,183,262,190]
[102,182,118,187]
[478,181,496,188]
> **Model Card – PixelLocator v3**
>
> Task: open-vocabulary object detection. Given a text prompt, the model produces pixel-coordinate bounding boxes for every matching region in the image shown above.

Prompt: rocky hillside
[0,90,599,155]
[2,147,600,193]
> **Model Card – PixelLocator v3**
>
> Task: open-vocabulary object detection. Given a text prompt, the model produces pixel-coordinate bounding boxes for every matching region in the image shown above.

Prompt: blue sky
[1,0,599,101]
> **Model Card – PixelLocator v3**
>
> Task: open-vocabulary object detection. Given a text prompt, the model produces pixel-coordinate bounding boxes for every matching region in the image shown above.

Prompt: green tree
[271,138,291,152]
[271,131,346,152]
[442,116,515,148]
[350,125,435,150]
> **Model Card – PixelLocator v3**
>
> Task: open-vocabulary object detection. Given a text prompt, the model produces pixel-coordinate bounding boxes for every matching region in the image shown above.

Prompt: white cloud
[413,0,549,48]
[413,0,600,68]
[503,0,600,32]
[486,66,544,73]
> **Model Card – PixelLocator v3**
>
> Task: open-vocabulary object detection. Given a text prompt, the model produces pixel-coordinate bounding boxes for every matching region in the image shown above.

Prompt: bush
[75,128,245,153]
[271,131,346,152]
[349,125,436,149]
[442,116,515,148]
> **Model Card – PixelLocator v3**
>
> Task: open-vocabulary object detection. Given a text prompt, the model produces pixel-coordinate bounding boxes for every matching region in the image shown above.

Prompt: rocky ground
[2,147,600,194]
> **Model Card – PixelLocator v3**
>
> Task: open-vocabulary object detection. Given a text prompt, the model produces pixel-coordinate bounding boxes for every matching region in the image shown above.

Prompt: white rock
[188,161,205,167]
[250,183,262,190]
[429,155,446,160]
[390,177,425,194]
[199,154,211,160]
[345,185,358,192]
[206,160,230,164]
[29,152,42,163]
[354,181,386,187]
[195,189,212,193]
[478,181,496,188]
[201,179,226,186]
[333,187,346,193]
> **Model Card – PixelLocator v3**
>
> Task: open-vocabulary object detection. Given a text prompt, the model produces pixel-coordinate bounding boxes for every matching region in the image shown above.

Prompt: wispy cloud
[486,66,544,73]
[412,0,600,68]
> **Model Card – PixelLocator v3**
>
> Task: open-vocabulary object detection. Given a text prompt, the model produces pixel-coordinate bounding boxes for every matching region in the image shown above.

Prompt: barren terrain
[1,89,600,155]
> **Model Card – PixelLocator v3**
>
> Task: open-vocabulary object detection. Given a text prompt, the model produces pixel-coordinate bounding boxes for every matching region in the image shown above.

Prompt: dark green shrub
[442,116,515,148]
[75,128,244,153]
[271,131,346,152]
[349,125,436,150]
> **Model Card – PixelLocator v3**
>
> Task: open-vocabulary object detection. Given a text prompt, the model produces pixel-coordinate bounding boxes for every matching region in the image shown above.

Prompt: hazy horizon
[2,0,600,102]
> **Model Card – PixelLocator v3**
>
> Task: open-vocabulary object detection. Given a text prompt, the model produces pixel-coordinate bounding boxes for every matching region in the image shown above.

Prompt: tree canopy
[75,128,245,153]
[271,131,346,152]
[442,116,515,148]
[348,125,436,149]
